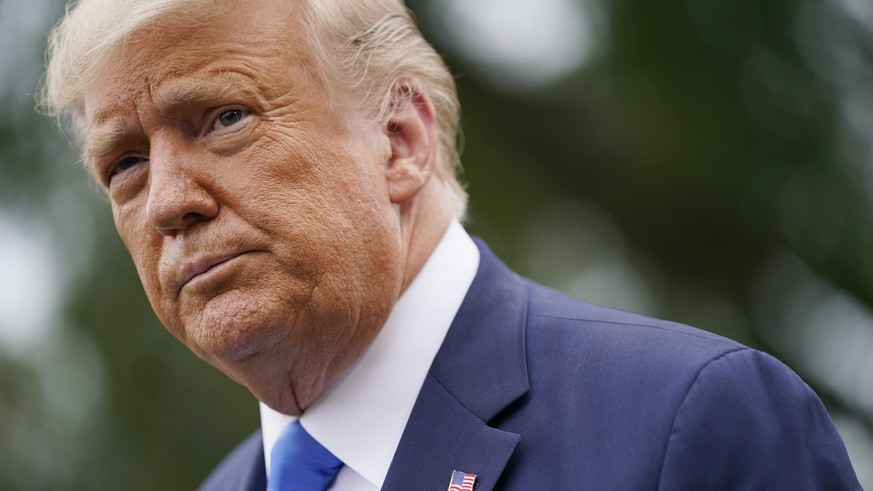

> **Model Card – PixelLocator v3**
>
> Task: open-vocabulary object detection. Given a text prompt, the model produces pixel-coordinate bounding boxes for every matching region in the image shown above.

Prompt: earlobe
[384,81,438,204]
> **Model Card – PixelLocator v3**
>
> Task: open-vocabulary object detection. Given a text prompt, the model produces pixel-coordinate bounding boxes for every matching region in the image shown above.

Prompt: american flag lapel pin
[447,469,477,491]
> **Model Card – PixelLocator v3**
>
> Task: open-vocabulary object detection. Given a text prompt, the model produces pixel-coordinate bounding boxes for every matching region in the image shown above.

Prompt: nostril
[183,211,206,223]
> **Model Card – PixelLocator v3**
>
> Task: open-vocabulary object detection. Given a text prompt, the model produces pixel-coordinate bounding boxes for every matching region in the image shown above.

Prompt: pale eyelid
[206,107,253,136]
[107,154,148,185]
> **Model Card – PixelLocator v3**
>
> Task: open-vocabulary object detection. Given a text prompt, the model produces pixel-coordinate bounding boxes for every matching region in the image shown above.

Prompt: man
[40,0,860,489]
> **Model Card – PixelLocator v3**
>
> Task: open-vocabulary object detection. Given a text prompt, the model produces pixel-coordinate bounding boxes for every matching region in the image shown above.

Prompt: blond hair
[39,0,467,216]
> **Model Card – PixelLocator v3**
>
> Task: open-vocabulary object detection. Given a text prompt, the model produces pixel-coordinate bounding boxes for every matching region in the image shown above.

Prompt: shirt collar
[260,220,479,488]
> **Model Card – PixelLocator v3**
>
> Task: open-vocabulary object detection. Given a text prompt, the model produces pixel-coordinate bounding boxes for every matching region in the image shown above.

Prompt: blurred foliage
[1,0,872,488]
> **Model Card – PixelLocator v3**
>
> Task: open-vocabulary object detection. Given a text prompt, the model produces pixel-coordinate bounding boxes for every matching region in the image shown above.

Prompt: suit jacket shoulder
[383,241,861,490]
[521,280,858,489]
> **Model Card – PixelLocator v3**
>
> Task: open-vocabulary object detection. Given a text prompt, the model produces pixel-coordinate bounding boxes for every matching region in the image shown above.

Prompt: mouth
[180,252,248,290]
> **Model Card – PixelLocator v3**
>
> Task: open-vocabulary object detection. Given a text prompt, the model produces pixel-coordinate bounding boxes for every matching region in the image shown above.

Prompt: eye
[213,109,248,130]
[108,155,147,181]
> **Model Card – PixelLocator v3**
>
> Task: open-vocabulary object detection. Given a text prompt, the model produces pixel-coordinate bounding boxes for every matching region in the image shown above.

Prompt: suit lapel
[381,374,520,491]
[383,241,530,491]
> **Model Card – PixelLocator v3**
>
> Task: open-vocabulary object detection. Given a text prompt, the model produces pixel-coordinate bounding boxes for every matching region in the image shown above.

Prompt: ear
[384,81,438,204]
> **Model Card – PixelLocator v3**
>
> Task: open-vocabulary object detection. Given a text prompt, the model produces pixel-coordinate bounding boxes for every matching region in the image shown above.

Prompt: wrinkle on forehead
[86,0,300,96]
[82,0,309,170]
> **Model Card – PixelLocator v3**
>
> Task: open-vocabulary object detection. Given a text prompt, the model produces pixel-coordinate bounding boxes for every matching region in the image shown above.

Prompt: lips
[179,252,246,290]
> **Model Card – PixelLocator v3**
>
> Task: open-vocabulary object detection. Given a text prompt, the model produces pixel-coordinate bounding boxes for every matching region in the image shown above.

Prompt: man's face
[82,0,404,414]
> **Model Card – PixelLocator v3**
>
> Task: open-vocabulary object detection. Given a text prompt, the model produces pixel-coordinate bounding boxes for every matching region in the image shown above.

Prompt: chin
[186,299,294,364]
[194,327,281,363]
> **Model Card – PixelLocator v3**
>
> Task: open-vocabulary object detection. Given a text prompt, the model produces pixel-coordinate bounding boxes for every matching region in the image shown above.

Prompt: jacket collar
[382,240,530,491]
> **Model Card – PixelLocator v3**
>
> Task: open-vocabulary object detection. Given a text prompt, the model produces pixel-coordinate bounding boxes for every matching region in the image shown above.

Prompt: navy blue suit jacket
[200,241,860,490]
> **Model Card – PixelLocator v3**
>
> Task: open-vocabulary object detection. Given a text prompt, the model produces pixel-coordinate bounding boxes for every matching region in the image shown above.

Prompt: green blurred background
[1,0,872,488]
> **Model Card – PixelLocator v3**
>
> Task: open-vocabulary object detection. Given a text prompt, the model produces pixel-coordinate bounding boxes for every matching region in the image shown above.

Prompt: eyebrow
[84,118,131,171]
[154,72,253,110]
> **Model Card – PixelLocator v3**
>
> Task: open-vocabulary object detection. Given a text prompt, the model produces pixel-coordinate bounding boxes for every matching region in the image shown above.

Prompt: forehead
[82,0,311,145]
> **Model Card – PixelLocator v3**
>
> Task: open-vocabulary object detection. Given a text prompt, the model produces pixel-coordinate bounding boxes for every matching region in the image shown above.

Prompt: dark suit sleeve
[657,349,861,490]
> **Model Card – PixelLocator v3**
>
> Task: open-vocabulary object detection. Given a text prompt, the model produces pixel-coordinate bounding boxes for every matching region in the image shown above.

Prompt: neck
[396,179,455,295]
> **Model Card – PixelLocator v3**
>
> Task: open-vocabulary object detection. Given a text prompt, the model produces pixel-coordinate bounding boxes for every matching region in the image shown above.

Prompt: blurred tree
[1,0,871,488]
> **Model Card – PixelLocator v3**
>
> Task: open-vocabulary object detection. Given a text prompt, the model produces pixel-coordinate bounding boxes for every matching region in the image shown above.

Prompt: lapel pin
[448,469,477,491]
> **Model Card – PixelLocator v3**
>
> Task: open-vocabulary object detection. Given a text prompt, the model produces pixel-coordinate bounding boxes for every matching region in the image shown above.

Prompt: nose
[146,141,219,236]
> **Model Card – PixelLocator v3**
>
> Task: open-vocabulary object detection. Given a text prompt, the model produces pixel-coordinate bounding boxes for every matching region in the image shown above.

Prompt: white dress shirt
[260,220,480,490]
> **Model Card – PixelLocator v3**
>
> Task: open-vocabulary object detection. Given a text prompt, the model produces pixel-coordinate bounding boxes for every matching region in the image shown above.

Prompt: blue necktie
[267,420,343,491]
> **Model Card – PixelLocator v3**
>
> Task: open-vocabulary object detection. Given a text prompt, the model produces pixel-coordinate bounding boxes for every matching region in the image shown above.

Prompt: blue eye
[217,109,245,127]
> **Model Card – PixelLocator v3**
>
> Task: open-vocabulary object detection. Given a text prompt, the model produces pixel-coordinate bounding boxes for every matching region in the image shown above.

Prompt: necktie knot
[268,420,343,491]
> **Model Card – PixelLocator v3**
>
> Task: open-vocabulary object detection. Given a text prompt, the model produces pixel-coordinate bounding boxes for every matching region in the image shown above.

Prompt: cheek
[225,149,335,230]
[112,198,144,248]
[113,202,168,309]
